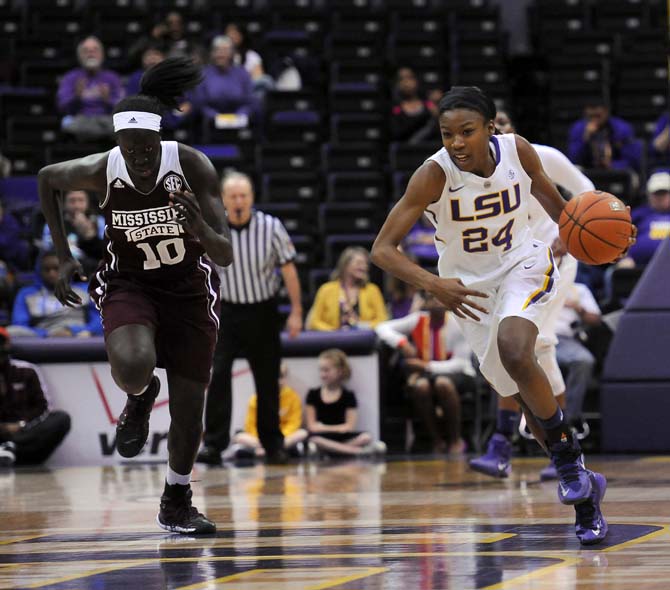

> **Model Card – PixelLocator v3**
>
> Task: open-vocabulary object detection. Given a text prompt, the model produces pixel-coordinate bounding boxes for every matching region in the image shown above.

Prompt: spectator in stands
[125,44,165,96]
[8,251,102,338]
[226,363,308,460]
[651,112,670,165]
[0,327,71,467]
[376,294,474,454]
[403,214,439,266]
[190,36,256,128]
[386,271,422,319]
[41,190,104,277]
[129,11,195,65]
[57,36,123,142]
[613,171,670,269]
[391,68,440,144]
[307,247,387,331]
[555,283,602,430]
[305,348,385,457]
[0,198,30,271]
[225,23,274,99]
[567,98,641,172]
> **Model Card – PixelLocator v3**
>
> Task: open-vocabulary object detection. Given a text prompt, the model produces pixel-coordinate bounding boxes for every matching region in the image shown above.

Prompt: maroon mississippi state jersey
[100,141,206,277]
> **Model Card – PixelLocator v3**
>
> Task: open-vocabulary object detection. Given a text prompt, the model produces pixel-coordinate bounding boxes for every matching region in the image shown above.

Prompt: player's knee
[111,348,155,394]
[498,335,534,379]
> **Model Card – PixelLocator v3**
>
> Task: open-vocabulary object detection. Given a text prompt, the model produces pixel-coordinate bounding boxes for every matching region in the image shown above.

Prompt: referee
[198,171,303,465]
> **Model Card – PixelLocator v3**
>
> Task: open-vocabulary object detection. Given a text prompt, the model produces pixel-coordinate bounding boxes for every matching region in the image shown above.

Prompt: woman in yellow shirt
[307,247,388,330]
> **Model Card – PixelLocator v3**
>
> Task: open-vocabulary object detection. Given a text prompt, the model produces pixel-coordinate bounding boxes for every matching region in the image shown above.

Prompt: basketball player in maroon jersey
[38,58,233,534]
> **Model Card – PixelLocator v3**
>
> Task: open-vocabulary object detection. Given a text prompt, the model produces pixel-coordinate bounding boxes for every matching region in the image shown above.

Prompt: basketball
[558,190,633,265]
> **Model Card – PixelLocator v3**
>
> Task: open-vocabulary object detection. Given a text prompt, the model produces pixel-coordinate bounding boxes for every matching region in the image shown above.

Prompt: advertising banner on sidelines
[42,355,379,466]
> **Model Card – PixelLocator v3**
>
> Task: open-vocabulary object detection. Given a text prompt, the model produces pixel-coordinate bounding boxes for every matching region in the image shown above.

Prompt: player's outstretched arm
[176,145,233,267]
[38,153,108,306]
[516,135,567,224]
[371,161,488,321]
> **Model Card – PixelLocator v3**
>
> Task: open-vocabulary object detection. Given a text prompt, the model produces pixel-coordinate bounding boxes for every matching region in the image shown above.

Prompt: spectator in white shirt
[555,283,602,427]
[376,294,474,454]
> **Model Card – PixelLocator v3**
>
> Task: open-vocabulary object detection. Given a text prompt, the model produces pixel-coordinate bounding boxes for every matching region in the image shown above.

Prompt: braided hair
[113,56,202,116]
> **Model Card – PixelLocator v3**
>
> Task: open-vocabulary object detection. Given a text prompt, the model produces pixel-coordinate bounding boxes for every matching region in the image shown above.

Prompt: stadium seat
[322,143,382,173]
[323,233,378,268]
[330,83,385,114]
[318,202,382,235]
[261,172,321,203]
[331,114,385,143]
[255,201,317,236]
[390,143,436,173]
[6,116,60,145]
[265,110,322,143]
[326,172,386,203]
[257,143,320,172]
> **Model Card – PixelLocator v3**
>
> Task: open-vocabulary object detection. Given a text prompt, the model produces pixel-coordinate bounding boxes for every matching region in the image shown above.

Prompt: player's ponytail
[438,86,497,121]
[113,57,203,116]
[139,57,203,110]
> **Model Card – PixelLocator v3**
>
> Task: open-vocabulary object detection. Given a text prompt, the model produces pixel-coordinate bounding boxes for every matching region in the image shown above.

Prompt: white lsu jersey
[425,133,537,288]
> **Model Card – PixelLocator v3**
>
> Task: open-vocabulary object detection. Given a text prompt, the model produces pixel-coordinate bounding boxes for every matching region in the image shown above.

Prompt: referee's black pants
[203,298,284,454]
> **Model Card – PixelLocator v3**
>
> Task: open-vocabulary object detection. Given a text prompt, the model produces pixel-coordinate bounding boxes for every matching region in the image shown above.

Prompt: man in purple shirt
[567,99,641,172]
[626,171,670,266]
[57,36,123,141]
[189,35,256,126]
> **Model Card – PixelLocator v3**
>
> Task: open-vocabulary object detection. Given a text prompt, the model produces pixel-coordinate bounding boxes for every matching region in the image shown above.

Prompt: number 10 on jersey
[137,238,186,269]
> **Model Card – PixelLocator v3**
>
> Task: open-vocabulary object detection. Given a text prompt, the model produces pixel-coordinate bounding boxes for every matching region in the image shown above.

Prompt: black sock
[536,408,571,446]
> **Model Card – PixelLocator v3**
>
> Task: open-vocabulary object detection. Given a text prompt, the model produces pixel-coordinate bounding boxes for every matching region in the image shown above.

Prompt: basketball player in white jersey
[372,87,607,545]
[470,109,596,481]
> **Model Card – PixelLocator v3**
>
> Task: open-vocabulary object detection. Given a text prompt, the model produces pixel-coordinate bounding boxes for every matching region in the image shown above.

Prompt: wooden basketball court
[1,456,669,589]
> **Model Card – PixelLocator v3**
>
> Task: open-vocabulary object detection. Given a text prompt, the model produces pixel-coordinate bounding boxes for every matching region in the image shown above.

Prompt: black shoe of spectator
[196,446,222,466]
[157,482,216,535]
[265,448,290,465]
[116,376,160,458]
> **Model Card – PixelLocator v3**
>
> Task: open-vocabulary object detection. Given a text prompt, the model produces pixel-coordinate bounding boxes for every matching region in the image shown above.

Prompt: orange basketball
[558,190,633,265]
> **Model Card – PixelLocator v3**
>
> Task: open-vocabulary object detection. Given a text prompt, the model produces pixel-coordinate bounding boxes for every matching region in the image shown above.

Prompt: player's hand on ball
[55,258,86,308]
[615,212,637,261]
[170,190,207,237]
[430,278,488,321]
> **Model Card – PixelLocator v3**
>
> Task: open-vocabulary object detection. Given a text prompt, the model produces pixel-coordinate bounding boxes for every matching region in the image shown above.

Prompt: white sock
[166,464,191,486]
[131,374,155,396]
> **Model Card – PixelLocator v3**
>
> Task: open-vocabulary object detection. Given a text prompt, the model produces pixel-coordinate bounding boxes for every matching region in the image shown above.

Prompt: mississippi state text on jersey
[101,141,205,277]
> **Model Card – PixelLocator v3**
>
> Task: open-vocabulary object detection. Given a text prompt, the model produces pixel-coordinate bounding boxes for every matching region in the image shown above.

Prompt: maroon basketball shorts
[89,261,221,383]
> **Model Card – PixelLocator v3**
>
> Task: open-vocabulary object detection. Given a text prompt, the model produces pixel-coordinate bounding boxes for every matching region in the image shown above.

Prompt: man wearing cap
[618,171,670,268]
[0,328,71,468]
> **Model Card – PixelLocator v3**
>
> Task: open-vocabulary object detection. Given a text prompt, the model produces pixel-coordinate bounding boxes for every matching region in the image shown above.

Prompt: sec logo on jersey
[163,174,183,193]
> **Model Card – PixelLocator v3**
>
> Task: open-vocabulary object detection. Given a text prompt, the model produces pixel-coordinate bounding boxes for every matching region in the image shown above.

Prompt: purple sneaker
[469,433,512,478]
[575,471,608,545]
[550,432,592,505]
[540,462,558,480]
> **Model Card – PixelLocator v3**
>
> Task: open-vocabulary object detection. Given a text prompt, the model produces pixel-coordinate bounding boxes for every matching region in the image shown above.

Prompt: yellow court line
[176,569,267,590]
[0,532,518,556]
[0,552,570,590]
[2,550,571,567]
[603,524,670,553]
[639,456,670,463]
[0,535,49,546]
[176,567,388,590]
[25,560,155,589]
[297,567,387,590]
[482,557,581,590]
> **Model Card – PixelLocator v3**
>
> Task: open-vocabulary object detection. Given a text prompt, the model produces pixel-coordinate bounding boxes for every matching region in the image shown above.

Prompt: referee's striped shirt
[218,210,296,304]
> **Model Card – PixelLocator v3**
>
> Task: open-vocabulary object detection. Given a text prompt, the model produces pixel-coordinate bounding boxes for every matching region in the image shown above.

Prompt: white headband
[113,111,162,133]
